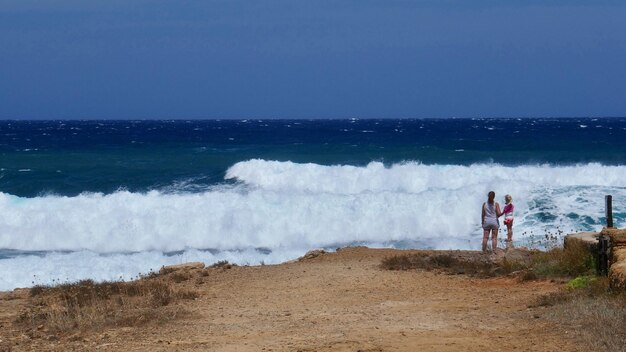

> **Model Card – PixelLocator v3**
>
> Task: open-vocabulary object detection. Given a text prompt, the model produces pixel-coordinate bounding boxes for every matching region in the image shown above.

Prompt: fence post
[606,195,613,228]
[597,235,610,276]
[597,195,614,276]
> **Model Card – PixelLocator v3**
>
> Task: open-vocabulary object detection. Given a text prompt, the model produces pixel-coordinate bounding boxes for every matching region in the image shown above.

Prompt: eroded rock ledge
[602,228,626,290]
[565,229,626,290]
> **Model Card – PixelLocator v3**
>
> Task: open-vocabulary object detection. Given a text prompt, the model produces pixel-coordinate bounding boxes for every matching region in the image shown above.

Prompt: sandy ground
[0,247,583,351]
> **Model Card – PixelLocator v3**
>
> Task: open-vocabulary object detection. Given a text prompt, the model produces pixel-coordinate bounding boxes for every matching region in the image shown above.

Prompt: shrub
[530,240,595,278]
[566,276,596,289]
[16,277,195,335]
[381,253,499,277]
[170,272,189,283]
[210,260,235,269]
[382,240,595,281]
[380,254,427,271]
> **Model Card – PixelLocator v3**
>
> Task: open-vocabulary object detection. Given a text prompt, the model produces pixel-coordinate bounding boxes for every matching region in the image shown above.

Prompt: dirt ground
[0,247,584,351]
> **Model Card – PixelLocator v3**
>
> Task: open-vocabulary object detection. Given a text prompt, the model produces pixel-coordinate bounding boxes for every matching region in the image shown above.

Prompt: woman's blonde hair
[505,194,512,203]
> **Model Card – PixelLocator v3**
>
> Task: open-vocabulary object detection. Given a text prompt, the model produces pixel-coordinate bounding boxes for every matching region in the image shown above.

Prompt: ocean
[1,118,625,290]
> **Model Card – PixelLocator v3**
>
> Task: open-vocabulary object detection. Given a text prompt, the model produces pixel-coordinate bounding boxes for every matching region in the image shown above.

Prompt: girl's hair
[487,191,495,203]
[505,194,512,203]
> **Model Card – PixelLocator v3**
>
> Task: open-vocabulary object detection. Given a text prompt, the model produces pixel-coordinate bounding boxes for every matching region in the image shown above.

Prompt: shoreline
[0,245,510,294]
[0,245,499,294]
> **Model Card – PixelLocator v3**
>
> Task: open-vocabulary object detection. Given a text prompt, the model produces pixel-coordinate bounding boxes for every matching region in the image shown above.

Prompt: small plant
[147,281,173,307]
[519,225,568,250]
[566,276,596,289]
[210,260,236,269]
[170,272,189,283]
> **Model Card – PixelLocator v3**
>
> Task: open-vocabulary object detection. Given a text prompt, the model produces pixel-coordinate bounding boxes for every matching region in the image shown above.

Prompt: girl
[502,194,515,247]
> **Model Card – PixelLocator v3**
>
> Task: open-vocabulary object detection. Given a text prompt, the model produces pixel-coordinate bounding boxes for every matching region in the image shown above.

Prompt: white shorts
[483,220,499,230]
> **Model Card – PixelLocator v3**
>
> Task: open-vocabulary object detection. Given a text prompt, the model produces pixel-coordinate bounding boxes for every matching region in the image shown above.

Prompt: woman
[502,194,515,247]
[481,191,502,252]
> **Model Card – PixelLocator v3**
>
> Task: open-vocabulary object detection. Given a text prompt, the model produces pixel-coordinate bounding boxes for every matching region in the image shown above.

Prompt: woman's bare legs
[506,224,513,247]
[482,229,490,252]
[492,229,498,251]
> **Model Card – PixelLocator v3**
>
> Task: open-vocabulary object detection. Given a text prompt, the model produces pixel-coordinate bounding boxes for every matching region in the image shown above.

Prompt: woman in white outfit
[481,191,502,252]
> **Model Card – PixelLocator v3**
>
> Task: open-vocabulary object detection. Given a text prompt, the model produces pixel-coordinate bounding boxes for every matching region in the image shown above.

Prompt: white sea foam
[0,248,301,290]
[226,160,626,194]
[1,160,625,290]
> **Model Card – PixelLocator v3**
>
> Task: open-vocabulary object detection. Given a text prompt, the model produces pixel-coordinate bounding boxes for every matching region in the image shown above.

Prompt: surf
[0,159,624,290]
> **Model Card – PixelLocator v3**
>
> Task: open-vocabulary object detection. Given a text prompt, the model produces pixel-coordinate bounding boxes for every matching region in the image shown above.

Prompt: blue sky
[1,1,625,119]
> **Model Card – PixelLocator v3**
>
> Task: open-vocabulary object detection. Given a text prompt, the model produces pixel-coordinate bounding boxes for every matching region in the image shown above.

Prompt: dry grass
[381,253,502,277]
[382,241,595,280]
[170,272,190,283]
[16,275,199,336]
[210,260,236,269]
[529,240,595,278]
[535,278,626,352]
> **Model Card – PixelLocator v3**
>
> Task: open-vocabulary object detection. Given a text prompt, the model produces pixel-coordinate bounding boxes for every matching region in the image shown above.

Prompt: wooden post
[597,235,610,276]
[598,195,614,276]
[606,195,613,228]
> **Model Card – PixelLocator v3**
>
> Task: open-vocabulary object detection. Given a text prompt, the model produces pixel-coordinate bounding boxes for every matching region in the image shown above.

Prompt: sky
[0,0,625,119]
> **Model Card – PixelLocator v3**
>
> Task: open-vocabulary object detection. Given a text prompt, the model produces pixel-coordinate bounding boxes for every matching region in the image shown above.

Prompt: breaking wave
[1,160,624,290]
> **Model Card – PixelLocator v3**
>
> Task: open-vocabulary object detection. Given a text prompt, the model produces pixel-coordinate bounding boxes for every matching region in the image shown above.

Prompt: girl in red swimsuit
[502,195,514,247]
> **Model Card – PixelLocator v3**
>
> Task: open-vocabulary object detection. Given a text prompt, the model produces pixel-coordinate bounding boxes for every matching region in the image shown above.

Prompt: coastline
[0,247,581,351]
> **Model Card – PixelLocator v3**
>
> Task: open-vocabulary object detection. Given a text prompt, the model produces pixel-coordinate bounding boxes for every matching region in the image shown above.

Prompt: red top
[503,203,514,216]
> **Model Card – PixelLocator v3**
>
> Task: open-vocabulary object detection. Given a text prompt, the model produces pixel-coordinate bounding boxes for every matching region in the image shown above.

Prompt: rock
[489,267,505,276]
[613,248,626,264]
[485,249,504,263]
[601,227,626,245]
[598,227,626,290]
[508,269,538,282]
[564,231,600,247]
[298,249,326,261]
[503,248,532,268]
[609,260,626,290]
[160,262,205,274]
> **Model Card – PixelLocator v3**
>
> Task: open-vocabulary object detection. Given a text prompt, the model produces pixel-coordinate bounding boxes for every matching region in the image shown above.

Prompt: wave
[225,160,626,194]
[0,159,624,290]
[0,187,482,253]
[1,160,624,253]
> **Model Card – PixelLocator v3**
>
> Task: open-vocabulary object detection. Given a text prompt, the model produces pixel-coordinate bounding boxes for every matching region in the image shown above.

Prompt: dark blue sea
[1,118,625,290]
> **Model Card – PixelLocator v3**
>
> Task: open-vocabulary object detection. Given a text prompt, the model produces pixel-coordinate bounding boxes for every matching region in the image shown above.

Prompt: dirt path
[0,247,581,351]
